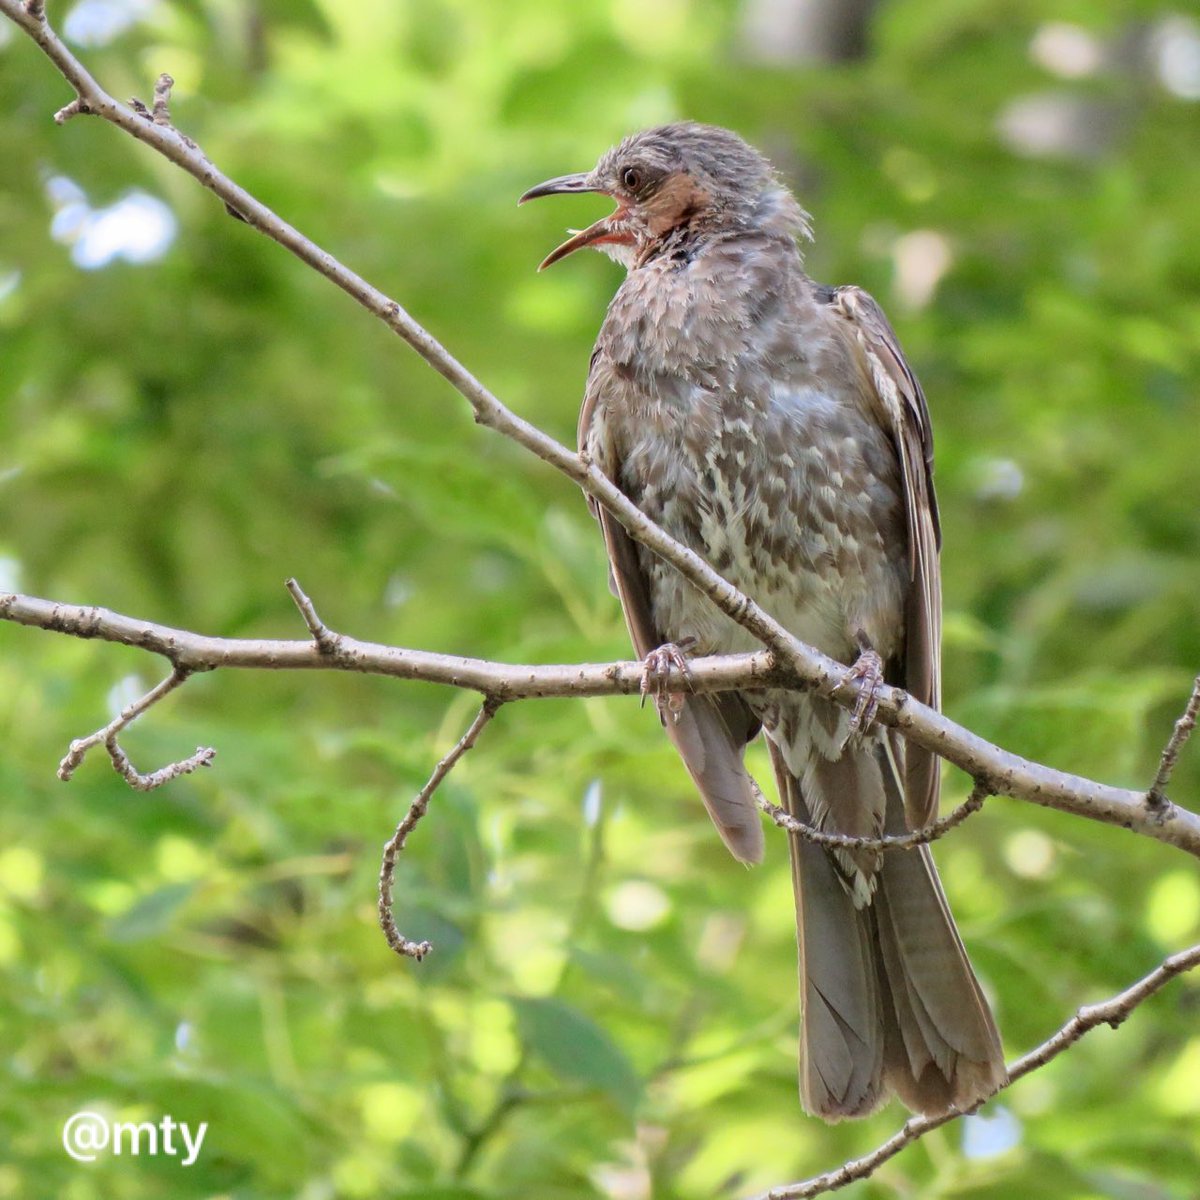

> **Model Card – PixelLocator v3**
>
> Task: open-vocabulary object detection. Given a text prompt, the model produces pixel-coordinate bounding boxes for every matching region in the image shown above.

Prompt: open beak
[519,172,632,270]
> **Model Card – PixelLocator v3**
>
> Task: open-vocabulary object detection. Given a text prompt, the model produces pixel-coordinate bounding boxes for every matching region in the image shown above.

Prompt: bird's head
[519,122,809,271]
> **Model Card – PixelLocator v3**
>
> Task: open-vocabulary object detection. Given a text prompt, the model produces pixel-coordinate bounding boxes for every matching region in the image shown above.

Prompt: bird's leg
[640,637,697,719]
[843,631,884,745]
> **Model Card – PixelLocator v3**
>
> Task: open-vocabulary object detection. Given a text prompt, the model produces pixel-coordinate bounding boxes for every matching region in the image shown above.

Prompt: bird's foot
[842,647,884,746]
[640,638,696,720]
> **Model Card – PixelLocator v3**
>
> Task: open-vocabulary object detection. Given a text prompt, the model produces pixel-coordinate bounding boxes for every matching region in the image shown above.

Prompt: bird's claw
[640,639,696,719]
[843,648,884,746]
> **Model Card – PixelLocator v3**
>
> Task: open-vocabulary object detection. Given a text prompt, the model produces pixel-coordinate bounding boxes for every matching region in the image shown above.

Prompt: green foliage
[1,1,1198,1197]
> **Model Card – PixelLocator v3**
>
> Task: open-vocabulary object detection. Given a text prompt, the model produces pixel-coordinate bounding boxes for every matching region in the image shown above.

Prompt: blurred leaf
[510,995,641,1113]
[107,883,195,943]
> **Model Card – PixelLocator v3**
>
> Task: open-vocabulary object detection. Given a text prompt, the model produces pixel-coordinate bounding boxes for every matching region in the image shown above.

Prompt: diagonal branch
[285,577,341,653]
[759,939,1200,1199]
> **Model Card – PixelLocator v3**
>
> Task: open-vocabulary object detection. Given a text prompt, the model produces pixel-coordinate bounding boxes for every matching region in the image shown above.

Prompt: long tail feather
[771,727,1005,1120]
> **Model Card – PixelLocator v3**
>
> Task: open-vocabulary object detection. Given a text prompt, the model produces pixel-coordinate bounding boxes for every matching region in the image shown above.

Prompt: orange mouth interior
[540,201,634,270]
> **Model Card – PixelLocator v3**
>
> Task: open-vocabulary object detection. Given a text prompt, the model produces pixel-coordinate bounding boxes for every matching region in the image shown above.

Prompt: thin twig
[1147,673,1200,809]
[57,667,205,781]
[284,577,340,653]
[106,739,216,791]
[758,783,989,853]
[54,96,87,123]
[378,699,502,960]
[759,939,1200,1199]
[151,71,173,124]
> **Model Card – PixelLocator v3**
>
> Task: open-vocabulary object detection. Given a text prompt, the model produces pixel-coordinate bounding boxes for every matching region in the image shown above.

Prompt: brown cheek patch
[646,173,711,236]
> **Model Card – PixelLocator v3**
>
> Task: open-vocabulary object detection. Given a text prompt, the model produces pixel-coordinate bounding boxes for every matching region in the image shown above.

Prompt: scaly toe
[843,649,884,744]
[640,640,696,715]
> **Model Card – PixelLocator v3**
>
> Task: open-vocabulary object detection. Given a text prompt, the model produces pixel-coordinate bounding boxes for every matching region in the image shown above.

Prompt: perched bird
[520,123,1004,1121]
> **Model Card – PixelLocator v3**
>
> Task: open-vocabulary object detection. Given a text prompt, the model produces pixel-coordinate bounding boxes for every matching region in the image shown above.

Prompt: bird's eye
[621,166,642,191]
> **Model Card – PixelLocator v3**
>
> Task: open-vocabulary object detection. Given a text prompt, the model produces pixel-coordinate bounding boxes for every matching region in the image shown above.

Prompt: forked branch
[56,665,216,791]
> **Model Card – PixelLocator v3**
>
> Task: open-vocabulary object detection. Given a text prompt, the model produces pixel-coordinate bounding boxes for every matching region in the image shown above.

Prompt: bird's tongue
[539,213,633,271]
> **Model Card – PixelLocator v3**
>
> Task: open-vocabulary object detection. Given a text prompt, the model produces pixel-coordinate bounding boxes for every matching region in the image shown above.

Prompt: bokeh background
[2,1,1199,1196]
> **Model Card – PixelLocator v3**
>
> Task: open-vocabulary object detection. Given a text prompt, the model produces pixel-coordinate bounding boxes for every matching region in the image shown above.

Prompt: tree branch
[4,587,1199,859]
[759,939,1200,1198]
[0,589,784,698]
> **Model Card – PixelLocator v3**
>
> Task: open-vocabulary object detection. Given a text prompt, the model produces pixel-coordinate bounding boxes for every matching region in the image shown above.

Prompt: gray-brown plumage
[521,122,1004,1120]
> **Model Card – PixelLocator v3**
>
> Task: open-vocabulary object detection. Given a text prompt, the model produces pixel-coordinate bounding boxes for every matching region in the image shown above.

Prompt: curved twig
[378,699,502,959]
[757,782,989,852]
[56,665,215,787]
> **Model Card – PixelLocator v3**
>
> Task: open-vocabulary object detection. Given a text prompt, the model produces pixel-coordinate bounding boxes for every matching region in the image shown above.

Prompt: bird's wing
[823,285,942,830]
[579,365,765,864]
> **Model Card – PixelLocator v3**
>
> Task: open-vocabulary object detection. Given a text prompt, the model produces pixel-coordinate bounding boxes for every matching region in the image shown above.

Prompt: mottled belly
[621,387,909,666]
